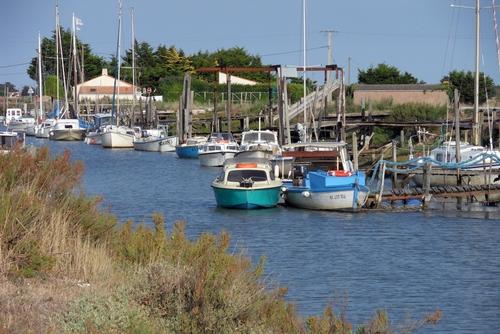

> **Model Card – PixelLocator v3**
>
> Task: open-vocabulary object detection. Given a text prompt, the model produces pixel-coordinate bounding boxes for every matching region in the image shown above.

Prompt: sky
[1,0,500,90]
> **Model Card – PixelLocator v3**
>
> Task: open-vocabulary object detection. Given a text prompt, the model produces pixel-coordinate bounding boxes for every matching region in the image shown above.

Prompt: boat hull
[176,145,200,158]
[84,132,102,145]
[134,136,177,152]
[102,131,134,148]
[199,151,237,167]
[212,185,281,209]
[49,129,86,141]
[285,186,368,210]
[235,149,274,160]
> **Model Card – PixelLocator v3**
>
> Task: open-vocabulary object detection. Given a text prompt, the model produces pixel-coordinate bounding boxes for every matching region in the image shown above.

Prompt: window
[227,170,267,182]
[260,133,275,142]
[243,133,259,142]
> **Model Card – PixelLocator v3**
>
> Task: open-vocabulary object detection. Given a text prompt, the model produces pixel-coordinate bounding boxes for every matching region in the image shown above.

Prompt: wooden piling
[392,141,398,191]
[226,73,232,133]
[352,132,358,172]
[454,89,462,208]
[423,162,432,209]
[376,162,386,208]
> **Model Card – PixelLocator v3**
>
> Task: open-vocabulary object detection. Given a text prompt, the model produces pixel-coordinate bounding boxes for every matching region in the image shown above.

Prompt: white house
[77,69,141,101]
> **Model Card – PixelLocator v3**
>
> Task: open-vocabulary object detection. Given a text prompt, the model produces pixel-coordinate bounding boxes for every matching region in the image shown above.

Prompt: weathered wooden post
[213,72,219,133]
[376,161,386,208]
[277,76,286,145]
[352,132,358,172]
[226,72,232,133]
[244,116,250,131]
[392,140,398,191]
[400,129,405,147]
[423,162,432,209]
[498,123,500,149]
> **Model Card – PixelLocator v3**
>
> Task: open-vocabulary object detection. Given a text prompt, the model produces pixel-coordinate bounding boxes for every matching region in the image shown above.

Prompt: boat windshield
[242,132,259,143]
[227,170,267,182]
[260,132,276,143]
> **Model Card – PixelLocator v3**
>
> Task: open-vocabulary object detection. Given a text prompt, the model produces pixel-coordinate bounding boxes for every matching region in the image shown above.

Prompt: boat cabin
[241,130,278,145]
[216,159,276,187]
[5,108,22,124]
[0,131,25,151]
[431,141,497,163]
[207,132,236,143]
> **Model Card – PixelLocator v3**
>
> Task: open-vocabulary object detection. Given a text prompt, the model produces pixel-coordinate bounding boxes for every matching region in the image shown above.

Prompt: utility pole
[321,29,337,83]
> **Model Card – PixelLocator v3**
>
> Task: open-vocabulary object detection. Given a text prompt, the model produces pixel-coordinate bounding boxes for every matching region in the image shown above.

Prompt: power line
[0,62,31,68]
[260,45,327,57]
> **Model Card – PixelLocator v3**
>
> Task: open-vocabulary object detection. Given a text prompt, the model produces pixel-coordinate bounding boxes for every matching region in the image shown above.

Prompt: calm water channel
[29,137,500,333]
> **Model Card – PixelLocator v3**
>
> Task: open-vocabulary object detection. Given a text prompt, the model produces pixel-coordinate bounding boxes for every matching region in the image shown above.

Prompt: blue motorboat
[175,136,207,159]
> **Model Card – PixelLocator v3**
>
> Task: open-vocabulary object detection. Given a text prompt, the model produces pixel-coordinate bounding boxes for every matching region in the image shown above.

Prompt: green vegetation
[0,148,441,333]
[358,63,421,85]
[441,70,495,104]
[27,28,108,82]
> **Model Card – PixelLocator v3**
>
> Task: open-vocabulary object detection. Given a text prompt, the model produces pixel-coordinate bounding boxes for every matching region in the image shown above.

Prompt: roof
[79,86,135,94]
[354,84,445,91]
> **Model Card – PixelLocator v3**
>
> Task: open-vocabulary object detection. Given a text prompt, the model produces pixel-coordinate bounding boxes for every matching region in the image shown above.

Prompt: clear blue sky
[1,0,499,89]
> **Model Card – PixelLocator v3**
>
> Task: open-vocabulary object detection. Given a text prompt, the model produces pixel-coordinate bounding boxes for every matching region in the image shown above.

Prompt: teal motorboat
[211,158,282,209]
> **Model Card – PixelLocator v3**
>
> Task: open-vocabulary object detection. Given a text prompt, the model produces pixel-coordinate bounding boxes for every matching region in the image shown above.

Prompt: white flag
[75,16,84,30]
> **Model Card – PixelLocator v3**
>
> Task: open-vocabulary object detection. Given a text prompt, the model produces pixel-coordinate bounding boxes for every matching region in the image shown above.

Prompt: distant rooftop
[355,84,445,91]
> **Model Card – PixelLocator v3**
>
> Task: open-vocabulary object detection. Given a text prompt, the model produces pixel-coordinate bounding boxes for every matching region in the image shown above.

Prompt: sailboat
[101,1,142,148]
[411,1,500,190]
[49,7,86,141]
[280,0,370,210]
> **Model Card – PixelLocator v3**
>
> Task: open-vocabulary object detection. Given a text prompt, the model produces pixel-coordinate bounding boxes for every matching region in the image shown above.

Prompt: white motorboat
[236,130,281,160]
[5,108,35,133]
[84,113,113,145]
[101,125,140,148]
[199,133,239,167]
[49,119,86,141]
[133,126,178,152]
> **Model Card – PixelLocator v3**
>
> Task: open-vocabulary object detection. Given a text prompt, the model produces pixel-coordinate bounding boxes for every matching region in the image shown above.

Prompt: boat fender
[280,186,288,193]
[302,191,311,198]
[328,170,352,177]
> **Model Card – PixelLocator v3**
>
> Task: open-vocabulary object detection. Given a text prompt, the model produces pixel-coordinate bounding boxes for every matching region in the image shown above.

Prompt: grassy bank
[0,148,440,333]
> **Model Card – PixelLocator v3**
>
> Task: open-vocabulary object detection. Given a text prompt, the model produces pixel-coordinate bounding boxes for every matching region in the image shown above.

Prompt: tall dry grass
[0,148,441,333]
[0,147,116,280]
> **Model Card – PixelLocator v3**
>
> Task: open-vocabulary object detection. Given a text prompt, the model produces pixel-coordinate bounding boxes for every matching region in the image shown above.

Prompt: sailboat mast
[38,33,44,121]
[302,0,307,141]
[473,0,481,145]
[131,7,136,126]
[55,1,60,115]
[117,1,122,126]
[111,0,122,126]
[72,13,79,117]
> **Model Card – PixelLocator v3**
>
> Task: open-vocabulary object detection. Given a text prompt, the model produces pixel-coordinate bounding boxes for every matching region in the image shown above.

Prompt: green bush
[389,103,447,122]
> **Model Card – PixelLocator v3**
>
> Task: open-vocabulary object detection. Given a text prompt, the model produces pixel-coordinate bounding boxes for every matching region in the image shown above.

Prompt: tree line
[22,28,496,105]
